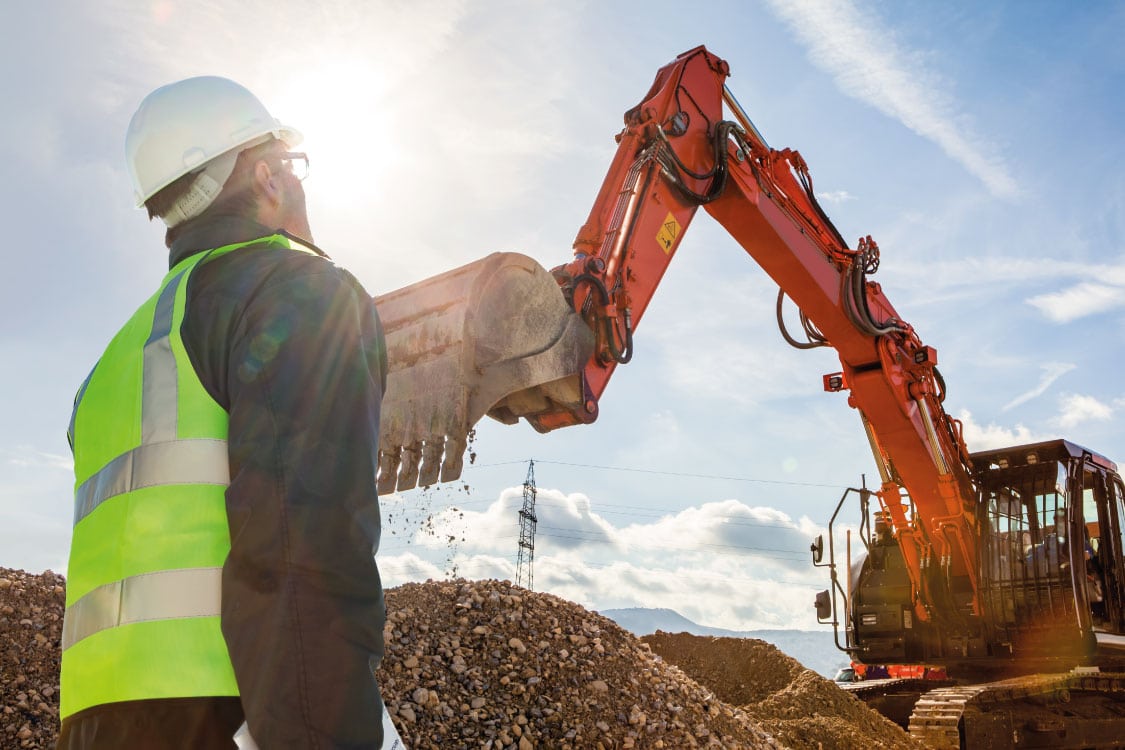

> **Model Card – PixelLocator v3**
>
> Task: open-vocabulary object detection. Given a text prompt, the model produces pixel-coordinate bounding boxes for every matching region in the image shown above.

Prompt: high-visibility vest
[60,235,312,719]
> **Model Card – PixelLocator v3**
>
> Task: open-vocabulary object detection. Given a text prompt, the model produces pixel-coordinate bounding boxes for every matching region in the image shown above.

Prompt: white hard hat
[125,76,302,208]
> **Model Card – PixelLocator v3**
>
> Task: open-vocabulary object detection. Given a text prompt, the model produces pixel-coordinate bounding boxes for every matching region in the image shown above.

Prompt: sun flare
[268,59,395,212]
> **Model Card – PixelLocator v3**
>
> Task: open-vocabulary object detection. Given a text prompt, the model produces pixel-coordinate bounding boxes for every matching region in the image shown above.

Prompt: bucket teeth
[372,252,595,496]
[441,434,467,484]
[396,441,422,492]
[377,448,402,495]
[377,434,467,494]
[417,440,444,488]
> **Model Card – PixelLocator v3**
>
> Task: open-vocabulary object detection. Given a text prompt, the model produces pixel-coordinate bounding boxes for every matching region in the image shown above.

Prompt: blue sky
[2,0,1123,631]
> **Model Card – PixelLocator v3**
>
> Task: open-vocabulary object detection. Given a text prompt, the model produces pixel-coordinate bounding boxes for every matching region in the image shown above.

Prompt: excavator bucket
[373,252,594,494]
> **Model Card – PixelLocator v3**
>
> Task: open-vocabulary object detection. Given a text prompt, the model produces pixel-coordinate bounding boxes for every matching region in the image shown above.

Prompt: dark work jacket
[57,215,388,749]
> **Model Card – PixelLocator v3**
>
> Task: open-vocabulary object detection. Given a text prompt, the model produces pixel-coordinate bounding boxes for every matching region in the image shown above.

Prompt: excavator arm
[374,46,983,619]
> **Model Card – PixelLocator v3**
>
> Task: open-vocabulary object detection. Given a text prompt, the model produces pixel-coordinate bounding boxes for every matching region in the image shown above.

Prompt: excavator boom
[374,46,978,620]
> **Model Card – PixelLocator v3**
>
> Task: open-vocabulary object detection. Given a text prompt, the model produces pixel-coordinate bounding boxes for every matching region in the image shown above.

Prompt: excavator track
[907,671,1125,749]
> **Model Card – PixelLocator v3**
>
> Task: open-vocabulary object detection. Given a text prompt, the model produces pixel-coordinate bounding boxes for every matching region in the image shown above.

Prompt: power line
[388,492,824,529]
[380,525,811,562]
[466,457,853,489]
[373,555,823,589]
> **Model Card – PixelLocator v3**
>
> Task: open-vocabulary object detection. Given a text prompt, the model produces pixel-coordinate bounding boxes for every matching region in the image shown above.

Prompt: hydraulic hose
[573,273,633,365]
[776,289,828,349]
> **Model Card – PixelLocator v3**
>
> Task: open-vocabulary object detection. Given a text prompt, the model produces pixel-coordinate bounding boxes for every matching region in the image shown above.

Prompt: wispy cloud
[816,190,856,204]
[1027,282,1125,323]
[3,447,72,471]
[764,0,1018,198]
[1003,362,1076,410]
[874,256,1125,323]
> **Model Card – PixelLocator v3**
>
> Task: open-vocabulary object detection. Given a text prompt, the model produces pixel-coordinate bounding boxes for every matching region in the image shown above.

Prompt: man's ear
[252,160,282,207]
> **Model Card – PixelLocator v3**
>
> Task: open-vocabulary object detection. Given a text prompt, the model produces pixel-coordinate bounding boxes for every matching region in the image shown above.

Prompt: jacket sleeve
[185,248,388,749]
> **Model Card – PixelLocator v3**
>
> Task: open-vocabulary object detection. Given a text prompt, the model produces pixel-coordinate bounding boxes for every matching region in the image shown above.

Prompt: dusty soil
[0,568,65,749]
[642,632,924,750]
[2,567,922,749]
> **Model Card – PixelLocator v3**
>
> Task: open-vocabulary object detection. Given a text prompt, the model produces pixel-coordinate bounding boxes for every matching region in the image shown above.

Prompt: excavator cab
[820,441,1125,747]
[824,440,1125,675]
[974,439,1125,666]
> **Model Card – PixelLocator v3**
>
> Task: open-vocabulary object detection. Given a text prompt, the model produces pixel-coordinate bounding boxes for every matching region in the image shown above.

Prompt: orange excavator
[372,47,1125,747]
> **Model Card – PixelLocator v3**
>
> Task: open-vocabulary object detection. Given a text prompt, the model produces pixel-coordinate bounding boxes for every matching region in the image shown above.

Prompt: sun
[267,59,395,213]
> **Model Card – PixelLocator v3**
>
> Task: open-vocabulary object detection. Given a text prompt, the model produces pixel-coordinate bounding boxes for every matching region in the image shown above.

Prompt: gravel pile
[1,568,65,749]
[3,567,922,749]
[642,632,925,750]
[378,580,781,749]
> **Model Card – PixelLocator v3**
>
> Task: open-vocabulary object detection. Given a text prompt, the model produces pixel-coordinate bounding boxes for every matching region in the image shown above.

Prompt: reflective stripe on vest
[61,235,312,718]
[72,439,229,526]
[62,567,222,649]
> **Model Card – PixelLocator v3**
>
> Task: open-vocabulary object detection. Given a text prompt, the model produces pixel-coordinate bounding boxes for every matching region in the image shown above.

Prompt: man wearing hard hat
[57,77,389,748]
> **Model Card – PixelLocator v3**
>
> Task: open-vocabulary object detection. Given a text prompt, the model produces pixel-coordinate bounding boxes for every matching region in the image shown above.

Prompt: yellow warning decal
[656,212,681,254]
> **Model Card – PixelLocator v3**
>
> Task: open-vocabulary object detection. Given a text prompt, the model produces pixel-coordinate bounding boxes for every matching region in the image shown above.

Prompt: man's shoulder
[192,243,363,303]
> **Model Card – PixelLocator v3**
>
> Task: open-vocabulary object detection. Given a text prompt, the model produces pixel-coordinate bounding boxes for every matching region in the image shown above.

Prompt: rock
[0,568,66,749]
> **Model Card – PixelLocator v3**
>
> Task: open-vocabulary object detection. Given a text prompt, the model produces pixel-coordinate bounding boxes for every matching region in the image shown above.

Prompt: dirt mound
[642,631,805,706]
[3,567,926,749]
[1,568,65,749]
[642,632,924,750]
[378,579,781,749]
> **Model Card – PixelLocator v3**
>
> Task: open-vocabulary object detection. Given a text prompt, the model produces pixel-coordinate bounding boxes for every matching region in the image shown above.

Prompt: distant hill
[599,607,846,678]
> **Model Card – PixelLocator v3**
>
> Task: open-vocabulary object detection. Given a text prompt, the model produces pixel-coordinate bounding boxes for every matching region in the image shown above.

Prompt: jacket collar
[168,215,280,269]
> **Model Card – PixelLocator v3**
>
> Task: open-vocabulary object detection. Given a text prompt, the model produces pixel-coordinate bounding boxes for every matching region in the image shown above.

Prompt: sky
[2,0,1124,634]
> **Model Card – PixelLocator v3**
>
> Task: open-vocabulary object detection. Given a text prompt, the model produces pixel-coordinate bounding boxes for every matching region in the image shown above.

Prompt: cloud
[381,548,826,631]
[378,486,627,560]
[1027,282,1125,323]
[958,410,1042,452]
[1052,394,1113,430]
[1003,362,1076,410]
[2,447,73,471]
[616,500,819,574]
[869,256,1125,320]
[763,0,1018,198]
[960,397,1115,454]
[379,551,513,585]
[816,190,856,204]
[377,486,829,629]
